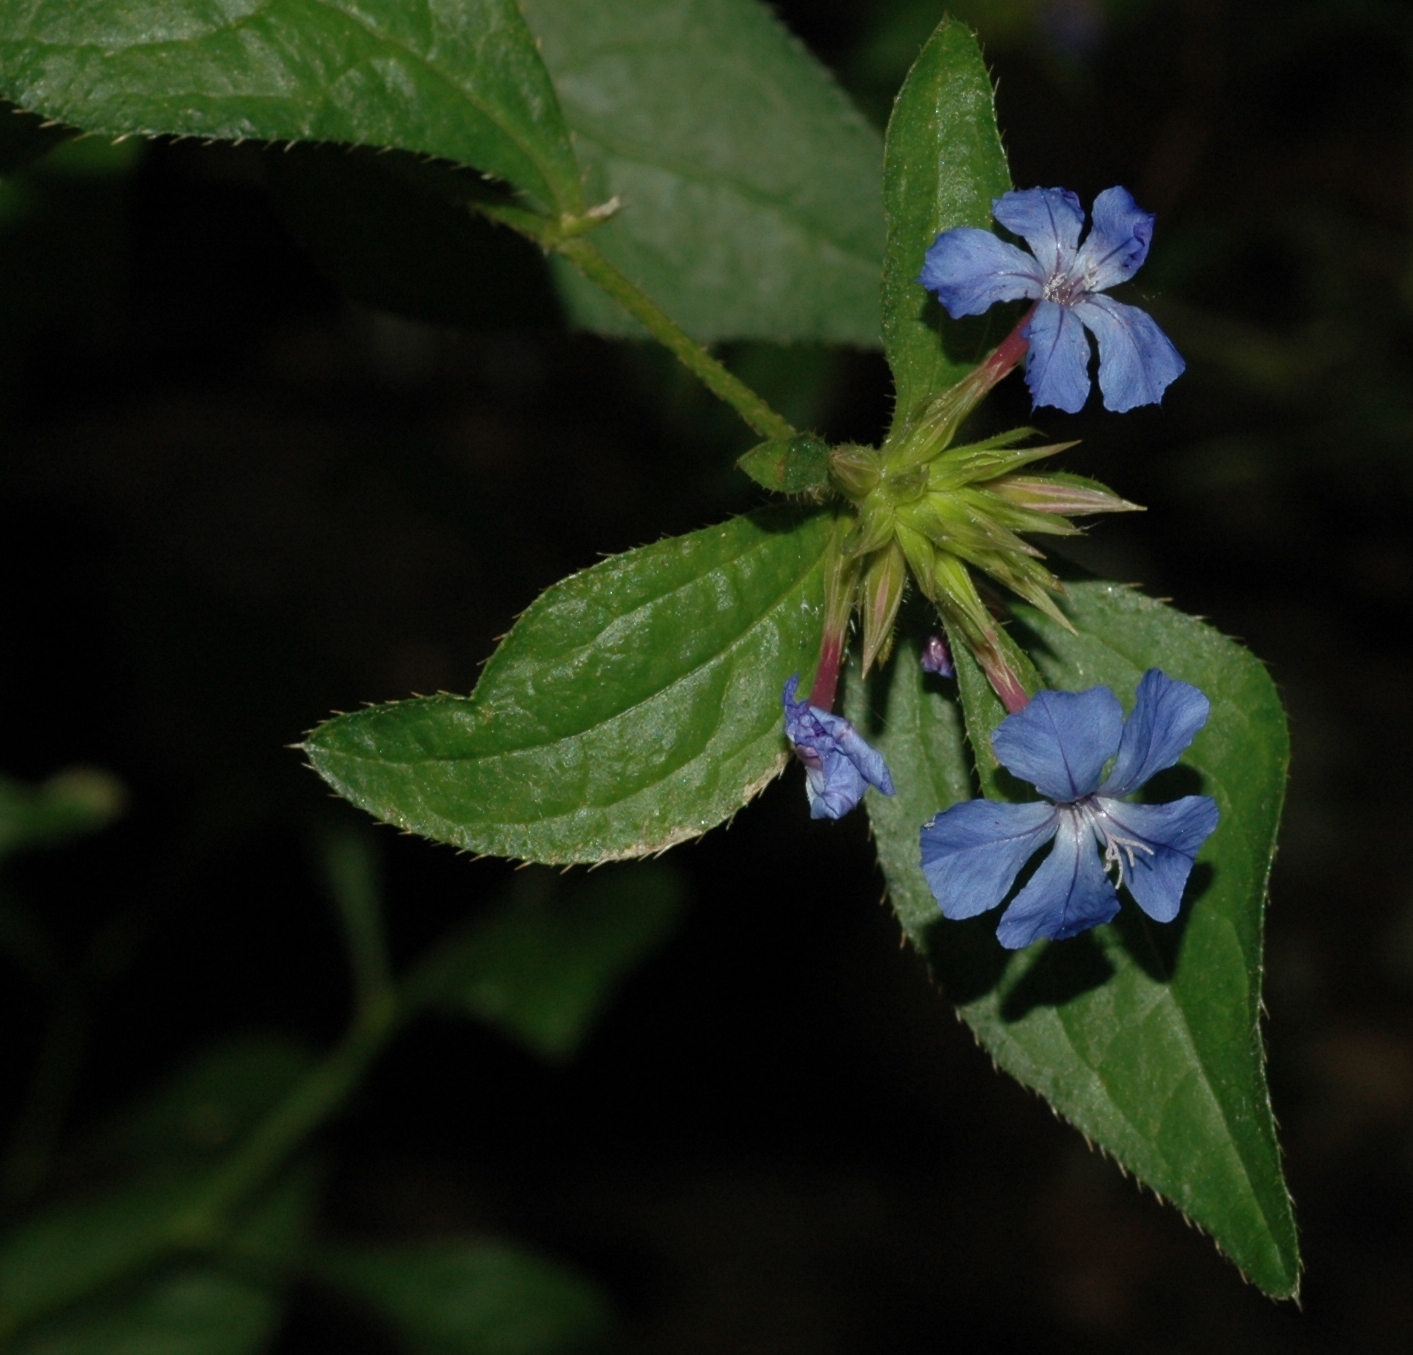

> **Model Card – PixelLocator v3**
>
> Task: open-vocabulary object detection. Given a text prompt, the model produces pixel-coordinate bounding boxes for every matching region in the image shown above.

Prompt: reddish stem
[978,304,1036,393]
[974,635,1031,714]
[808,631,844,711]
[994,669,1031,714]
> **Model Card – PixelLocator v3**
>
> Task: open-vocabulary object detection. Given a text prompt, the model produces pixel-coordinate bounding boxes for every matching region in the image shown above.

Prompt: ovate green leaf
[519,0,884,344]
[0,0,582,212]
[856,585,1299,1298]
[881,19,1011,431]
[304,510,833,864]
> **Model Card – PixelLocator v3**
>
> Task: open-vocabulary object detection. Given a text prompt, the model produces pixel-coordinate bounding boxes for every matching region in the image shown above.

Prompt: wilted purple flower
[920,634,955,678]
[918,187,1184,414]
[783,676,895,820]
[919,669,1218,949]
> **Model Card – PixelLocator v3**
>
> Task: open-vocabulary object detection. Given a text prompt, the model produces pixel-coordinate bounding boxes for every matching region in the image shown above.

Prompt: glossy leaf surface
[520,0,884,343]
[736,434,831,496]
[305,510,833,863]
[856,584,1299,1297]
[0,0,582,212]
[881,19,1011,431]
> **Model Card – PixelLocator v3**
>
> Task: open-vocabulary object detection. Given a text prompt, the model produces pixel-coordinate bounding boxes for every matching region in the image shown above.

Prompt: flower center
[1076,799,1154,889]
[1041,266,1091,308]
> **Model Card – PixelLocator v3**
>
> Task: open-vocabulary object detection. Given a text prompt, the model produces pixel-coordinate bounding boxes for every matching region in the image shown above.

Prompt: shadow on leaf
[921,911,1011,1006]
[999,931,1116,1021]
[1112,862,1212,983]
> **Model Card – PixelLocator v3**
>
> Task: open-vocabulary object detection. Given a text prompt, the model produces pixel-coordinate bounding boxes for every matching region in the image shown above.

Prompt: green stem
[469,199,796,441]
[553,237,796,442]
[319,829,393,1018]
[174,993,400,1245]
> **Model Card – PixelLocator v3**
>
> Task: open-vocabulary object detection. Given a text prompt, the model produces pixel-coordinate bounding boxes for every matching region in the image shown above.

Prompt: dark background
[2,0,1411,1349]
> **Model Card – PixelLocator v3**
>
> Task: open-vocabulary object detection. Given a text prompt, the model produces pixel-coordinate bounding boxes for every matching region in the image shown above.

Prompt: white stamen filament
[1075,799,1154,889]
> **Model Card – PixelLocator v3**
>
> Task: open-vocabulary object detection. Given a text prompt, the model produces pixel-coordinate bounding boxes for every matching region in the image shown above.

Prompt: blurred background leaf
[12,1268,282,1355]
[314,1241,613,1355]
[414,863,685,1062]
[0,770,124,861]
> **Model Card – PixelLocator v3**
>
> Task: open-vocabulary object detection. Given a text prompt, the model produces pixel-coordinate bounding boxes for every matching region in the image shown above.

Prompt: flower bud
[861,542,908,675]
[828,444,882,500]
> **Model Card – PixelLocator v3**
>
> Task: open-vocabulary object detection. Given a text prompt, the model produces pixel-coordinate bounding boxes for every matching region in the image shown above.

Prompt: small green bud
[828,444,882,500]
[861,542,908,675]
[987,472,1142,518]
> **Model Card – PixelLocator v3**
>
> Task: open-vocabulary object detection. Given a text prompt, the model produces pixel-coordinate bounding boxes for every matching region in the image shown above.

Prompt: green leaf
[881,19,1011,431]
[12,1268,280,1355]
[303,508,834,864]
[519,0,884,344]
[412,862,684,1060]
[315,1240,612,1355]
[736,434,831,495]
[855,584,1300,1298]
[0,0,583,213]
[0,768,125,860]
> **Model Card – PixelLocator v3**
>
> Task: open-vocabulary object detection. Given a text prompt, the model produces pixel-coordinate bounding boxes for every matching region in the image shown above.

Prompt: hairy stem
[554,237,796,441]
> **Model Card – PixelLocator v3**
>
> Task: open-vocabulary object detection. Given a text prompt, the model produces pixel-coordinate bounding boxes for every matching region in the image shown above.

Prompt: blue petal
[1072,294,1185,412]
[920,799,1058,920]
[1097,795,1220,922]
[782,677,894,820]
[832,721,895,797]
[992,187,1084,276]
[805,747,870,820]
[1099,668,1211,797]
[1022,301,1092,413]
[918,228,1045,318]
[991,685,1124,803]
[1070,186,1154,292]
[996,810,1120,948]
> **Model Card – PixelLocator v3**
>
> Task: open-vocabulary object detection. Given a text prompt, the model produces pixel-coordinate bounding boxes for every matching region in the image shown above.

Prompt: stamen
[1077,800,1155,889]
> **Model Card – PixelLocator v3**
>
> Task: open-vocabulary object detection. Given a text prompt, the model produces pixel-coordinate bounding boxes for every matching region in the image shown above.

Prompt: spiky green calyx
[826,383,1139,688]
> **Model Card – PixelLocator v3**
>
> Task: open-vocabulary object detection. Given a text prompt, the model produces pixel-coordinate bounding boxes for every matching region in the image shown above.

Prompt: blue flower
[918,187,1185,414]
[783,676,895,820]
[919,669,1219,949]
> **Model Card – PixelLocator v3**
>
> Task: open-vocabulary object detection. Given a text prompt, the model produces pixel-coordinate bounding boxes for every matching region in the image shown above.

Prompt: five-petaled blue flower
[918,186,1185,414]
[783,676,895,820]
[919,669,1219,949]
